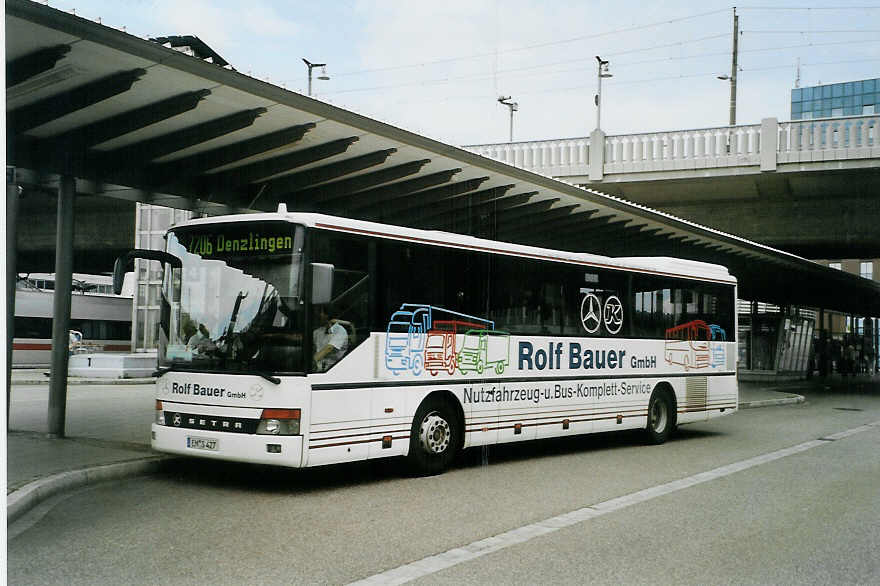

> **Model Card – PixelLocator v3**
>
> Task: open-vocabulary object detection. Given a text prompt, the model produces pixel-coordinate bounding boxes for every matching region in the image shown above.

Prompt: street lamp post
[302,58,330,96]
[716,7,739,126]
[498,96,518,142]
[594,56,612,130]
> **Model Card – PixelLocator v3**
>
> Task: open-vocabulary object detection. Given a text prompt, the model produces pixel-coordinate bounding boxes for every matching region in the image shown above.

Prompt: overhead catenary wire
[324,7,731,79]
[350,55,880,109]
[323,41,880,97]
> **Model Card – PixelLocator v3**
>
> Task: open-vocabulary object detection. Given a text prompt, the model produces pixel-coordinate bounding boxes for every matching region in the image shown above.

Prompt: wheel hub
[419,412,451,454]
[651,400,668,432]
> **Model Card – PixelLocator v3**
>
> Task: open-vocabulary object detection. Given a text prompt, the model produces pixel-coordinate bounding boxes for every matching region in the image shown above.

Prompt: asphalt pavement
[7,367,873,524]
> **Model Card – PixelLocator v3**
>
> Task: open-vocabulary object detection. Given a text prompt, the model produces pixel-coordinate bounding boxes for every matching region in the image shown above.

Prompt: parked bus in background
[118,206,737,475]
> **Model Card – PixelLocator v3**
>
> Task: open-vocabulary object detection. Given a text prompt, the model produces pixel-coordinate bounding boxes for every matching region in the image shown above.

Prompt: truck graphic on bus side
[385,304,493,376]
[424,320,487,376]
[456,329,511,375]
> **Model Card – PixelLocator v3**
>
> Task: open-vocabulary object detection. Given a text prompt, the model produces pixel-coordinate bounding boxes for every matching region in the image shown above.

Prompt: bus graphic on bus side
[385,304,492,376]
[710,324,727,367]
[456,329,511,375]
[664,320,712,370]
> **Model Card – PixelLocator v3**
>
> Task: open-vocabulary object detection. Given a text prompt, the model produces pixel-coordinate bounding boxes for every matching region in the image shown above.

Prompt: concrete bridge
[466,115,880,258]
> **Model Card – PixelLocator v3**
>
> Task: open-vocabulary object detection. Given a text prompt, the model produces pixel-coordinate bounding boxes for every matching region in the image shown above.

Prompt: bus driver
[312,305,349,372]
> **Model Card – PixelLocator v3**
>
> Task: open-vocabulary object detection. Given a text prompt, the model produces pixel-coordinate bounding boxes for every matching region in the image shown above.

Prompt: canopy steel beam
[340,168,469,214]
[497,204,580,235]
[248,147,397,201]
[92,107,267,176]
[518,208,601,235]
[146,123,318,188]
[492,197,560,223]
[8,68,147,134]
[540,218,634,248]
[414,184,517,221]
[288,159,432,207]
[363,176,490,220]
[383,184,515,226]
[22,89,213,174]
[422,191,542,230]
[324,168,462,215]
[6,44,71,87]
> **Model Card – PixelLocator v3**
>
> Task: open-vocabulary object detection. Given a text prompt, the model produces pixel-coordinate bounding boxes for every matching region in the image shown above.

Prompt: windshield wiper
[225,369,281,385]
[153,364,188,377]
[154,364,281,385]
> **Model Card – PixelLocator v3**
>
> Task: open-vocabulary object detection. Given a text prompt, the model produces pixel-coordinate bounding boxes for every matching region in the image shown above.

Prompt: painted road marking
[350,420,880,586]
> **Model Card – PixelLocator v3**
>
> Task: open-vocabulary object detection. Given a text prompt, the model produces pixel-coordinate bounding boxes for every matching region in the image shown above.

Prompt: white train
[13,273,133,367]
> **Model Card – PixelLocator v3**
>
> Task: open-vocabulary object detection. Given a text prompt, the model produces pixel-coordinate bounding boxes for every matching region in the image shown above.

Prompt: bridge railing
[603,124,762,173]
[464,114,878,181]
[777,116,878,163]
[465,138,592,178]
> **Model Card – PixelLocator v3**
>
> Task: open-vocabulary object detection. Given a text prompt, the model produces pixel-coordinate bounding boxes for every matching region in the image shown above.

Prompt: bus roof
[177,208,736,285]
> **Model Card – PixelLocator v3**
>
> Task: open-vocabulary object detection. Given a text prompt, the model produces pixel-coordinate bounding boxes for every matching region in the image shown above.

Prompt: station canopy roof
[7,0,880,316]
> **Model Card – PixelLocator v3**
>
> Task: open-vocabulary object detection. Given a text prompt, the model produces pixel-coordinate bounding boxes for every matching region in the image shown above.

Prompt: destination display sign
[174,222,297,260]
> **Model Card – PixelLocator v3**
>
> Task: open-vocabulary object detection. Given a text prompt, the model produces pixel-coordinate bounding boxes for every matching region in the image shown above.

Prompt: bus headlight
[264,419,281,434]
[256,409,300,435]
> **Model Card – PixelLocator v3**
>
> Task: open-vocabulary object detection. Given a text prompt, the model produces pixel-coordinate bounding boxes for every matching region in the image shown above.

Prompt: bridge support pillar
[48,175,76,438]
[760,117,777,172]
[589,129,605,181]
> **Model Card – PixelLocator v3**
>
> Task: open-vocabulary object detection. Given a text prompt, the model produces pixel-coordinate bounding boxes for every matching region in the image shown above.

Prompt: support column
[48,175,76,438]
[760,117,778,172]
[589,129,605,181]
[818,308,828,377]
[6,168,20,424]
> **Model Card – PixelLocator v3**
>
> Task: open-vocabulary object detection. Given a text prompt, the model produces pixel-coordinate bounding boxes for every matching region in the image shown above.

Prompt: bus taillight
[257,409,301,436]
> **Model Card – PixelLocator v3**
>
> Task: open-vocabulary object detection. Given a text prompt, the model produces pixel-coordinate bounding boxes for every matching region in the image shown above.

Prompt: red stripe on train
[13,343,132,351]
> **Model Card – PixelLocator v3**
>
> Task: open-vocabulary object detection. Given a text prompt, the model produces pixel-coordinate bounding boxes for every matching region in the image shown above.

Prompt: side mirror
[311,263,334,305]
[113,249,182,294]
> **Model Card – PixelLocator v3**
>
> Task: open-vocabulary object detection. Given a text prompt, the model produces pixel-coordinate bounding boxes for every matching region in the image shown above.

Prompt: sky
[41,0,880,145]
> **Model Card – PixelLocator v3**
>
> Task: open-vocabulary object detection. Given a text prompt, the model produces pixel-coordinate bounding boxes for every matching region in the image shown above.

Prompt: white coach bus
[118,205,737,474]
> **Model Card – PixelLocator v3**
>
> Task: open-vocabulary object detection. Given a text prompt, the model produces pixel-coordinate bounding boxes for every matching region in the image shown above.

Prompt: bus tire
[408,397,460,475]
[645,388,675,444]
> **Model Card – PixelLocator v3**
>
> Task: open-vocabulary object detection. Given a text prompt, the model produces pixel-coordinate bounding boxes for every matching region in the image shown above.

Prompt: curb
[739,394,805,409]
[7,456,171,524]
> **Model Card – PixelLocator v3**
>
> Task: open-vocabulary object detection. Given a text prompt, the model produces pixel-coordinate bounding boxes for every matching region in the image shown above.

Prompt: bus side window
[311,230,371,359]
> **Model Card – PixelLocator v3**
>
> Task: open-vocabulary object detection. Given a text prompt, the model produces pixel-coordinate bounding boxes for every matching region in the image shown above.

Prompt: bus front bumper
[152,424,305,467]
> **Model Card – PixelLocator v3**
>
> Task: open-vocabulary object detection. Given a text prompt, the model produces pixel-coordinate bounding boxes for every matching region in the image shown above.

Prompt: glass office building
[791,78,878,119]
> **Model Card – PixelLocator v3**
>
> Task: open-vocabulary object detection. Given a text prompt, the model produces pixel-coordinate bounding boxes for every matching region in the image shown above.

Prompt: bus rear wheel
[645,389,675,444]
[408,398,460,475]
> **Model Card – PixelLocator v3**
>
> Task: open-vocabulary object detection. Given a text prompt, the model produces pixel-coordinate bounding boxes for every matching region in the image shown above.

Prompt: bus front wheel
[645,389,675,444]
[408,398,460,475]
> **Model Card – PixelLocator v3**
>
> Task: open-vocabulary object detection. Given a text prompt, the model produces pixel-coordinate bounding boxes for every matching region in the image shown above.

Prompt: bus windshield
[159,221,306,373]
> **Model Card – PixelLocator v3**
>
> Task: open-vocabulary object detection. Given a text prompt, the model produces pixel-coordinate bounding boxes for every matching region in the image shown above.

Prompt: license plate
[187,436,218,451]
